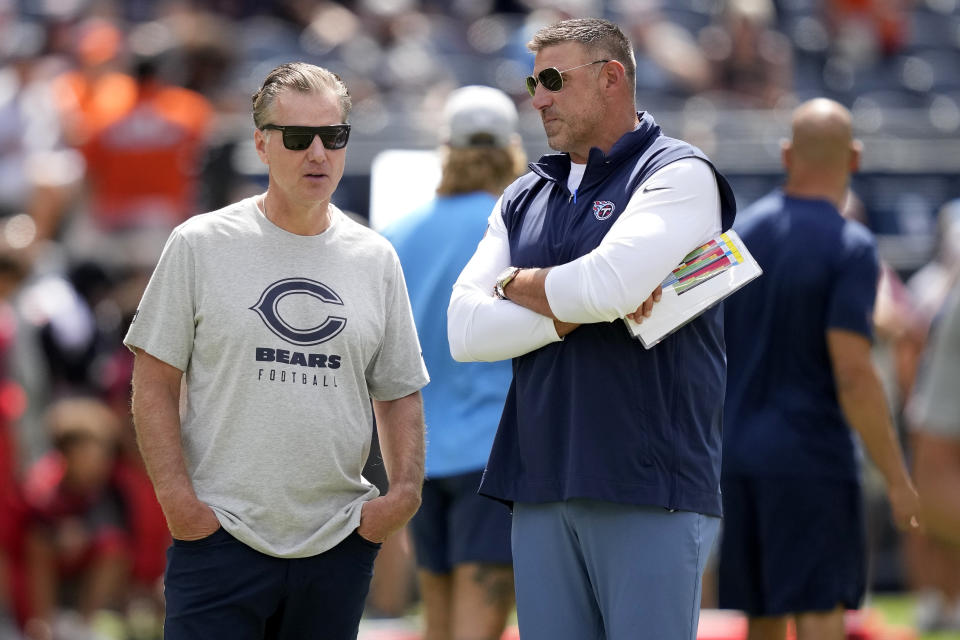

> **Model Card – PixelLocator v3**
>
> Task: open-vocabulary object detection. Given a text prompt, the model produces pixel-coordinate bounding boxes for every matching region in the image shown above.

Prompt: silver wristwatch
[494,266,521,300]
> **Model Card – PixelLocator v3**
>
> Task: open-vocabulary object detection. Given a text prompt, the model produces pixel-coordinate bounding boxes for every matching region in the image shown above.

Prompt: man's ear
[850,139,862,173]
[254,128,270,165]
[603,59,627,91]
[780,138,792,171]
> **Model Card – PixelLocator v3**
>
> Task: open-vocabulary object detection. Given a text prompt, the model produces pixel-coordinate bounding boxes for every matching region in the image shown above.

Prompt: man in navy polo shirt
[718,98,921,640]
[447,17,736,640]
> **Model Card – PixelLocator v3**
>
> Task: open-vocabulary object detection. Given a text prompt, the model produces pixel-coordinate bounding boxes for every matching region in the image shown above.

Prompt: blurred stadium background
[2,0,960,638]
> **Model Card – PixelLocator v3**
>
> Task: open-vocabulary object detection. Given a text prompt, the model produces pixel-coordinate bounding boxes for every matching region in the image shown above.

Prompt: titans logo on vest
[251,277,345,389]
[593,200,615,221]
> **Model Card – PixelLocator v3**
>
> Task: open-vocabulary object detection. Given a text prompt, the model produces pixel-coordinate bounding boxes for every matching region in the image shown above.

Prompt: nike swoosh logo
[642,186,670,194]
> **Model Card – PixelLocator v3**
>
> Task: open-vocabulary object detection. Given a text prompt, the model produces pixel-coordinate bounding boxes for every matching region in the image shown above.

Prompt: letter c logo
[250,278,346,346]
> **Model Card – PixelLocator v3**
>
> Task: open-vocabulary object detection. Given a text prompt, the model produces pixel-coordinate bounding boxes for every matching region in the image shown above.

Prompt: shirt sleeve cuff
[544,262,587,323]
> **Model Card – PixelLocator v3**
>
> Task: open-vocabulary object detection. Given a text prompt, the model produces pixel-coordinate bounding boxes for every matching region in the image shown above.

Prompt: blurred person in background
[52,16,129,150]
[126,61,428,640]
[0,16,84,242]
[383,85,525,640]
[698,0,794,109]
[718,98,920,640]
[0,242,30,639]
[448,17,737,640]
[907,200,960,333]
[18,397,132,640]
[52,16,214,270]
[150,8,238,105]
[825,0,914,61]
[903,198,960,632]
[613,0,713,102]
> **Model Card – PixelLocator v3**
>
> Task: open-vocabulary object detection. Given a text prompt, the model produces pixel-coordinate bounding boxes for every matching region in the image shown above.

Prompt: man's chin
[545,134,567,153]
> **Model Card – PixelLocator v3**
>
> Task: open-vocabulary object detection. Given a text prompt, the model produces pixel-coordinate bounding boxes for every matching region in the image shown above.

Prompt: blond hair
[436,145,527,197]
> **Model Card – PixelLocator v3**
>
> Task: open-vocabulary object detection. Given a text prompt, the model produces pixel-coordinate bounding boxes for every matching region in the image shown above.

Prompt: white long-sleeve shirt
[447,156,722,363]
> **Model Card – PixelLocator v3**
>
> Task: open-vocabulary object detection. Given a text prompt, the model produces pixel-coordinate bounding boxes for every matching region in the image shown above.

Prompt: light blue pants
[511,500,720,640]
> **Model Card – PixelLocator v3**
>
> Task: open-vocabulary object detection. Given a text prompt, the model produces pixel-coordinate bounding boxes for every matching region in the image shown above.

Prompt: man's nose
[305,135,328,161]
[531,84,552,111]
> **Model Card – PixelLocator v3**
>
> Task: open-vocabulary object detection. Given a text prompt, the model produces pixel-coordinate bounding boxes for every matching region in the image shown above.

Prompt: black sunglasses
[261,124,351,151]
[525,60,609,97]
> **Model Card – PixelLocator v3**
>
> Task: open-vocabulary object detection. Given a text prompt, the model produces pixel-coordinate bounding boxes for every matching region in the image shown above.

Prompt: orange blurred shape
[75,18,123,66]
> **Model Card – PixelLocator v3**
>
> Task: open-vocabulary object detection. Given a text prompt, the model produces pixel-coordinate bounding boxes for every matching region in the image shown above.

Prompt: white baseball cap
[443,85,519,149]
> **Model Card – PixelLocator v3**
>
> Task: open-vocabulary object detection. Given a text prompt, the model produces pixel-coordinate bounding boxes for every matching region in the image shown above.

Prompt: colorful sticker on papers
[662,232,743,295]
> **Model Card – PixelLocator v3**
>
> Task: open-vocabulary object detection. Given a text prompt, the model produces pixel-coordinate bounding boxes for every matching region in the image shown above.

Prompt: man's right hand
[555,285,663,336]
[626,285,663,323]
[166,498,221,541]
[554,319,580,337]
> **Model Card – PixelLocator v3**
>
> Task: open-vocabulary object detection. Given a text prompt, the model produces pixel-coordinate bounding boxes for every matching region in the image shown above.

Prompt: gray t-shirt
[124,197,429,558]
[909,282,960,439]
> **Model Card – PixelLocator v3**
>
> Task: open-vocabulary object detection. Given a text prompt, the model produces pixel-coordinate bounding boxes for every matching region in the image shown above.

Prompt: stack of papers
[624,229,762,348]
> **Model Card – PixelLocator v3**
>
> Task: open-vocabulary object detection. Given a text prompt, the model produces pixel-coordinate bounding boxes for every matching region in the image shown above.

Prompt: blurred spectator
[152,8,239,105]
[906,518,960,632]
[7,251,110,465]
[905,277,960,631]
[825,0,915,61]
[902,199,960,632]
[698,0,794,108]
[12,396,166,640]
[0,17,84,241]
[53,17,214,270]
[907,198,960,336]
[20,263,99,398]
[0,242,29,639]
[614,1,713,102]
[19,397,129,638]
[51,17,129,150]
[78,55,212,243]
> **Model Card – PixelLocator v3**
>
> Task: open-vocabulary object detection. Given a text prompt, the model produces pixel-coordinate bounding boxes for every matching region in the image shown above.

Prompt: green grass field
[871,594,960,640]
[358,595,960,640]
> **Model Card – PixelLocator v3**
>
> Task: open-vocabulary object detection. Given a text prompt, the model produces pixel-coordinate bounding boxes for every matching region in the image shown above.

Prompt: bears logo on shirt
[250,278,346,346]
[593,201,615,221]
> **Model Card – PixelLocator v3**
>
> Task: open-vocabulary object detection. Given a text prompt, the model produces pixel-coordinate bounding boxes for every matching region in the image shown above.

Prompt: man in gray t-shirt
[124,62,428,640]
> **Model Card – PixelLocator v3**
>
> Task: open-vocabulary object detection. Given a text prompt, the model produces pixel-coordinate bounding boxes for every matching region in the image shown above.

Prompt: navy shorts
[410,470,512,573]
[717,474,866,616]
[163,527,380,640]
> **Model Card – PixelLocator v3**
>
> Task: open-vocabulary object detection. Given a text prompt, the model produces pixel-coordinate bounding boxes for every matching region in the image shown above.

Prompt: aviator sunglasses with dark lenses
[261,123,351,151]
[525,60,609,97]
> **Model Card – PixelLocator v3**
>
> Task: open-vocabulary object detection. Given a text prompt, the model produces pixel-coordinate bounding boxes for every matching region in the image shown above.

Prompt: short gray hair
[252,62,352,129]
[528,18,636,96]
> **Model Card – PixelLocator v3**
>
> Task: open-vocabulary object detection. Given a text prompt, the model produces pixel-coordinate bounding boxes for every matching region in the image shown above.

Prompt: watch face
[495,267,519,300]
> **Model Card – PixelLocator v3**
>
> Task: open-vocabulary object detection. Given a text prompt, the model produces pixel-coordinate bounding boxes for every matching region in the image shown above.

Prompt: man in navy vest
[718,98,921,640]
[447,17,737,640]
